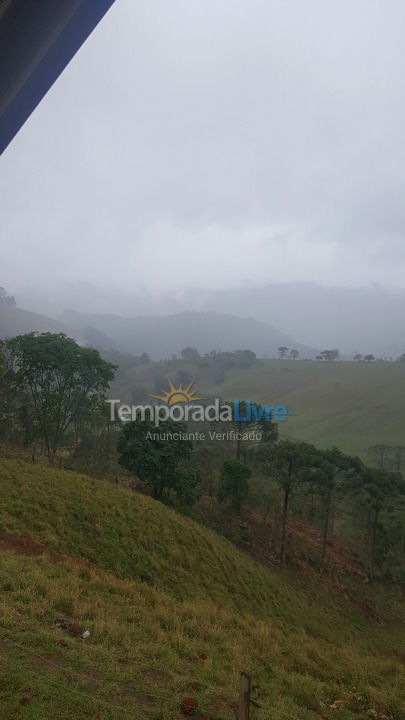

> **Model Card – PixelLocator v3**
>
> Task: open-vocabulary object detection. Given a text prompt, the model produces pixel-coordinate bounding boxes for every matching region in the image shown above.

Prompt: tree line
[1,332,405,580]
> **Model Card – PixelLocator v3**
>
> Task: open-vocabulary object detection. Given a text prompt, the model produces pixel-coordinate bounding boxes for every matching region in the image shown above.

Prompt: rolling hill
[110,357,405,461]
[0,302,316,359]
[0,303,69,339]
[0,458,404,719]
[62,308,315,359]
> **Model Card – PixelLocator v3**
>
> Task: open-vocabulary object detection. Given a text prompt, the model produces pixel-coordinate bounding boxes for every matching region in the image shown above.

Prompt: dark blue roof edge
[0,0,117,156]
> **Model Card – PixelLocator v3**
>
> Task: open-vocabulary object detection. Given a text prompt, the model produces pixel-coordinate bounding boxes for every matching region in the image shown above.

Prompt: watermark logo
[150,379,204,406]
[107,377,289,427]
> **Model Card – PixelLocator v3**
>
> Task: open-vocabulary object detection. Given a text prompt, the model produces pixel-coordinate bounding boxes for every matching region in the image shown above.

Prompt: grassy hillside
[0,458,289,616]
[112,358,405,460]
[0,458,405,719]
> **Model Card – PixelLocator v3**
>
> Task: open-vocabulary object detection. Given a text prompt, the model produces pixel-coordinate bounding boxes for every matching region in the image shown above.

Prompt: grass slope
[0,458,404,719]
[112,358,405,459]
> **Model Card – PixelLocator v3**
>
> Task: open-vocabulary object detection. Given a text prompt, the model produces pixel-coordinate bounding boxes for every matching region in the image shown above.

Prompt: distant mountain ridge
[0,301,316,359]
[13,280,405,356]
[62,308,316,359]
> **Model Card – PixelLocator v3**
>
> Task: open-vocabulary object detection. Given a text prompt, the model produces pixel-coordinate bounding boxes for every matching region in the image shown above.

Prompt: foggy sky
[1,0,405,306]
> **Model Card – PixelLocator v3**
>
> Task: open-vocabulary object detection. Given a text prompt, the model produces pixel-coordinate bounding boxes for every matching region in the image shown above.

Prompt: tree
[175,466,202,506]
[311,448,363,564]
[117,418,193,500]
[358,468,405,575]
[0,287,16,306]
[233,349,256,367]
[6,333,115,463]
[393,445,405,473]
[0,340,39,449]
[218,459,251,511]
[368,444,393,470]
[256,412,279,445]
[260,440,317,563]
[139,352,151,364]
[353,353,363,362]
[223,400,278,461]
[0,341,16,442]
[319,349,340,362]
[289,349,299,360]
[278,346,289,359]
[180,347,200,361]
[364,354,375,362]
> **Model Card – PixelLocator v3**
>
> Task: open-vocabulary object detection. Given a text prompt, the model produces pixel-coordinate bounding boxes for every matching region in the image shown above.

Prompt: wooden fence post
[237,672,251,720]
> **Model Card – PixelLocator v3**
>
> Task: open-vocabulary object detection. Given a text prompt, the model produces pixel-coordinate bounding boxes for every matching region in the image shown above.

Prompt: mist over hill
[0,299,315,359]
[16,280,405,358]
[197,283,405,358]
[62,308,315,359]
[5,279,405,358]
[0,301,70,339]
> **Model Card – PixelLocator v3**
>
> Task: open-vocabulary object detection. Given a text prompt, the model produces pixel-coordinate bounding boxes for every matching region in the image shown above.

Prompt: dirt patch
[0,530,47,557]
[0,528,105,577]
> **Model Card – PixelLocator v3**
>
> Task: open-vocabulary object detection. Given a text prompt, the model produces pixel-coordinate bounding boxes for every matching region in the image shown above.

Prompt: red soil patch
[0,530,47,557]
[180,697,198,715]
[1,516,381,624]
[67,622,83,638]
[0,528,104,576]
[248,510,368,579]
[197,498,383,622]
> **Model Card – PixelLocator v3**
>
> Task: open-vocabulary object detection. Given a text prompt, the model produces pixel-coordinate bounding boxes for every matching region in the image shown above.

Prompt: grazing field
[0,458,404,719]
[112,358,405,460]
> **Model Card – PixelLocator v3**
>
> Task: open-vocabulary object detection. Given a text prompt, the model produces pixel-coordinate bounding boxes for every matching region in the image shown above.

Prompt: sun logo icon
[150,379,204,406]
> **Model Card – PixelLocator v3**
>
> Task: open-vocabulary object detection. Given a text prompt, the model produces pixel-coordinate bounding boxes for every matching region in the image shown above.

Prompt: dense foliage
[1,333,115,463]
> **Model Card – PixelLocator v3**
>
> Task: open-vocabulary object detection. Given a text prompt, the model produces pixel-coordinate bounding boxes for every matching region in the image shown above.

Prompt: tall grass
[0,458,404,719]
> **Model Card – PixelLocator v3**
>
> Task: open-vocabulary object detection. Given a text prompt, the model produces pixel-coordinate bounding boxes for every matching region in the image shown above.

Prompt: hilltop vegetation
[0,458,405,720]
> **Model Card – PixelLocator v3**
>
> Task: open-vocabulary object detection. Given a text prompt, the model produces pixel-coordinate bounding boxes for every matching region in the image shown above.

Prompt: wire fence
[0,628,309,720]
[0,631,233,720]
